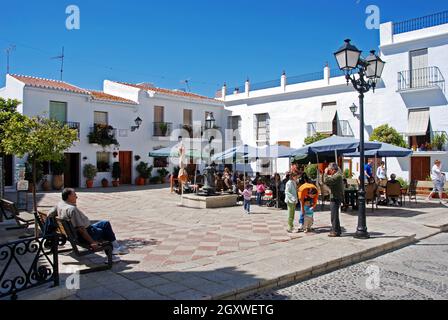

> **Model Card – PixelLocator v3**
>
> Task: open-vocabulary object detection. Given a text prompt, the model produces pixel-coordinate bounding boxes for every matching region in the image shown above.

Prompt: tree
[369,124,407,148]
[304,133,328,146]
[0,98,22,151]
[0,115,78,214]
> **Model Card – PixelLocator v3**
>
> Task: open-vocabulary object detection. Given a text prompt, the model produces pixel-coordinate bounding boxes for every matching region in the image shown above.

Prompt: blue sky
[1,0,447,96]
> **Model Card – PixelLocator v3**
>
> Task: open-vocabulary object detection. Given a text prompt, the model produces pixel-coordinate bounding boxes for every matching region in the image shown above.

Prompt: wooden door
[119,151,132,184]
[411,157,430,181]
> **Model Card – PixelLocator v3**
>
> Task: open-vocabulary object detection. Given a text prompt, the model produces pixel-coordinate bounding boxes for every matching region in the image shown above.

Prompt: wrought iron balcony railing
[393,10,448,35]
[398,66,445,92]
[307,120,354,137]
[64,121,80,139]
[153,122,173,137]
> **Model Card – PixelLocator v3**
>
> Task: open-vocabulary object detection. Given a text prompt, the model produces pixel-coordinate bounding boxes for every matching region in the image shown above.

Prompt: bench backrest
[56,218,85,250]
[0,199,18,217]
[366,183,378,200]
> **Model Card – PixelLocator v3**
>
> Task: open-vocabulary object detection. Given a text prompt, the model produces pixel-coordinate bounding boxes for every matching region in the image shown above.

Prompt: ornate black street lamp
[131,117,143,132]
[334,39,385,239]
[205,112,216,130]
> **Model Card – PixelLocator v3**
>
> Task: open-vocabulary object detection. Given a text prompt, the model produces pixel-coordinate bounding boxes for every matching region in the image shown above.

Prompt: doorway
[119,151,132,184]
[64,153,80,188]
[411,157,430,181]
[1,154,13,187]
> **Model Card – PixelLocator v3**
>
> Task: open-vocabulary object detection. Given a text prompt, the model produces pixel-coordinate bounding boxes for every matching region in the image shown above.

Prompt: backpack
[42,207,59,237]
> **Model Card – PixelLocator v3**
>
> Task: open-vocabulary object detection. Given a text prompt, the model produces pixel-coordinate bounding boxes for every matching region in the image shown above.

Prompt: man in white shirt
[57,188,129,255]
[427,160,448,205]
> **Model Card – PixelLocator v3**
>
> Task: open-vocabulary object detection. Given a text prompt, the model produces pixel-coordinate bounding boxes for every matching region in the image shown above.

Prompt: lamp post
[334,39,385,239]
[131,117,143,132]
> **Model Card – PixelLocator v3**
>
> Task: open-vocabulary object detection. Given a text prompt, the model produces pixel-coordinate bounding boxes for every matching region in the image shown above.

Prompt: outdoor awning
[406,109,430,136]
[317,104,337,134]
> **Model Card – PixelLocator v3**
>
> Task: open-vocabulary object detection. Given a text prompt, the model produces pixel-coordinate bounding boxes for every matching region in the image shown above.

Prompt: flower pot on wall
[86,180,94,188]
[112,180,120,187]
[135,177,145,186]
[101,178,109,188]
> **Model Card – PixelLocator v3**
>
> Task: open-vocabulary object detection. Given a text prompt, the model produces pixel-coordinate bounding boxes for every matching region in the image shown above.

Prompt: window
[277,141,291,148]
[153,157,168,168]
[96,152,110,172]
[154,106,164,123]
[49,101,67,122]
[183,109,192,126]
[94,111,108,125]
[255,113,269,145]
[319,102,337,134]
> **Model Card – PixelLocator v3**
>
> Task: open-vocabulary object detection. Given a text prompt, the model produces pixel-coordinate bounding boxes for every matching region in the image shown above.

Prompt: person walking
[324,163,345,237]
[285,173,299,233]
[240,184,253,214]
[256,180,266,206]
[427,160,448,206]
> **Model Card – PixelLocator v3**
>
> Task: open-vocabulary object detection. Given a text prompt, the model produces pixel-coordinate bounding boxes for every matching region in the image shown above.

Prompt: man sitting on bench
[57,188,129,255]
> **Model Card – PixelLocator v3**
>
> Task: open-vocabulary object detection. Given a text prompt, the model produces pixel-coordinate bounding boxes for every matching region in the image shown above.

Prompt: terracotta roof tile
[117,82,220,103]
[10,74,90,95]
[89,91,137,105]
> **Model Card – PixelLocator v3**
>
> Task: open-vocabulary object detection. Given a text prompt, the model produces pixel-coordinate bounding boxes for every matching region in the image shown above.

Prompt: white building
[0,74,225,189]
[219,10,448,181]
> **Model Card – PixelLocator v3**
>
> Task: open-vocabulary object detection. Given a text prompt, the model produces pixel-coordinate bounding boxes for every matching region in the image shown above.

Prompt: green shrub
[396,177,409,189]
[83,164,97,180]
[305,164,318,180]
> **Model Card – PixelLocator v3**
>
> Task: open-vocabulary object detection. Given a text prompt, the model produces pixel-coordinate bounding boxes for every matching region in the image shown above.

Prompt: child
[240,184,253,214]
[303,197,315,233]
[256,180,266,206]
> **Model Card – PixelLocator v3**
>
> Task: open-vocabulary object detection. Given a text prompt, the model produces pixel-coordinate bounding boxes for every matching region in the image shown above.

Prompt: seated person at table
[223,168,233,191]
[387,174,400,205]
[57,188,128,255]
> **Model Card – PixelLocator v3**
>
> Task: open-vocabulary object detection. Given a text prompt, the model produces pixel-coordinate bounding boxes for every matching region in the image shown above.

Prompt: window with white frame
[94,111,108,125]
[255,113,269,146]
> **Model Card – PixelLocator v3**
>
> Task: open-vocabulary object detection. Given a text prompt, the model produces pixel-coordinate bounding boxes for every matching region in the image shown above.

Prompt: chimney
[221,83,227,101]
[324,63,330,85]
[245,78,250,97]
[281,70,287,91]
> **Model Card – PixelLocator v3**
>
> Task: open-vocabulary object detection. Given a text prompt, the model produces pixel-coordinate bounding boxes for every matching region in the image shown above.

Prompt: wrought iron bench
[56,217,114,274]
[0,198,35,231]
[34,210,113,274]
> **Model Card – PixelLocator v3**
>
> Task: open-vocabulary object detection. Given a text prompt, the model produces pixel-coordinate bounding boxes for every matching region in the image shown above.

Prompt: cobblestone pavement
[2,186,447,300]
[248,232,448,300]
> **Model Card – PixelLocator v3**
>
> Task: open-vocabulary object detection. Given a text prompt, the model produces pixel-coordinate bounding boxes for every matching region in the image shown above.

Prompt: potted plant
[87,124,119,148]
[113,151,118,158]
[432,132,448,151]
[157,168,169,183]
[112,162,121,187]
[159,122,168,136]
[51,159,65,190]
[83,164,97,188]
[101,177,109,188]
[150,176,160,184]
[41,175,52,191]
[145,165,154,185]
[136,161,149,185]
[134,155,141,161]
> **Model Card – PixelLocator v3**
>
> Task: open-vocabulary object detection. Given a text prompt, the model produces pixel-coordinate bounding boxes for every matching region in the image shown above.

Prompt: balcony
[398,67,445,92]
[307,120,354,137]
[401,131,448,152]
[88,124,118,147]
[62,121,80,139]
[393,10,448,35]
[153,122,172,137]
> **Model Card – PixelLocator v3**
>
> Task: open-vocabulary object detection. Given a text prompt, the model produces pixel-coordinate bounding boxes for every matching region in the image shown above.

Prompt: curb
[217,234,417,300]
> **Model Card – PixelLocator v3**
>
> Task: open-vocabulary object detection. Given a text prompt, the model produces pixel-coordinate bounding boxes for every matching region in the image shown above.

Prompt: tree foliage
[0,98,22,152]
[369,124,407,148]
[0,115,78,212]
[304,133,328,146]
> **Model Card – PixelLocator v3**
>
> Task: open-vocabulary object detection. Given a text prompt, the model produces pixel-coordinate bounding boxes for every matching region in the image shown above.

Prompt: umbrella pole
[276,158,279,209]
[194,163,198,194]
